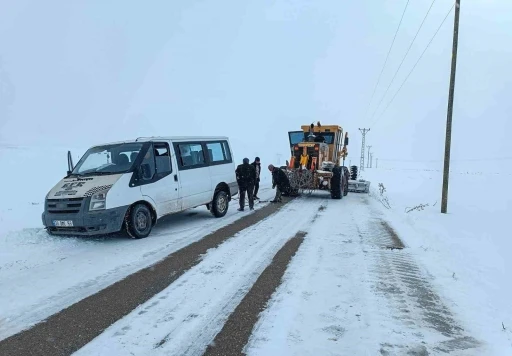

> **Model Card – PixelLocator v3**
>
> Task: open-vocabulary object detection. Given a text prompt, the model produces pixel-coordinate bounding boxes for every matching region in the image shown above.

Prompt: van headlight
[90,190,109,211]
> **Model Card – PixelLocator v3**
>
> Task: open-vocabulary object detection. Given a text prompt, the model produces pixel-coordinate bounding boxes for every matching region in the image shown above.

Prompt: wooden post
[441,0,461,214]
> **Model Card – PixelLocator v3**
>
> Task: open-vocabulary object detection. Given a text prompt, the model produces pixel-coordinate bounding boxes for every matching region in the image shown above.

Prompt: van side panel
[173,141,213,209]
[137,140,181,217]
[204,140,238,199]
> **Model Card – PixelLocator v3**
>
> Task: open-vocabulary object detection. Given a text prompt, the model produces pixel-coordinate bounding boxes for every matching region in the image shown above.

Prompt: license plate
[53,220,74,227]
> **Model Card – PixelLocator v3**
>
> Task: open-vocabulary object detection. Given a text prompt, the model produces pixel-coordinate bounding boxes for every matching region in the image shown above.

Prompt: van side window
[177,143,205,167]
[154,142,172,175]
[205,141,233,164]
[206,142,226,162]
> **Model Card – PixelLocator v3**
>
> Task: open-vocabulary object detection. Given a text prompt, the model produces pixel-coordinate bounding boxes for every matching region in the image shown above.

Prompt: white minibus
[42,137,238,238]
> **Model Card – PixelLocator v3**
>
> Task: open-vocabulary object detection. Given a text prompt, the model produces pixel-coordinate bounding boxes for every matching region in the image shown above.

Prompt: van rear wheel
[126,203,153,239]
[211,190,229,218]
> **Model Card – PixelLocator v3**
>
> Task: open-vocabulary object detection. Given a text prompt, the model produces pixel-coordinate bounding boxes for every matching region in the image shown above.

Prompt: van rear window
[206,142,227,162]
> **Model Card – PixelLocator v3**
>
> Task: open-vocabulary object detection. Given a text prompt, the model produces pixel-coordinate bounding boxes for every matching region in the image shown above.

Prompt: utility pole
[376,158,378,168]
[359,128,370,172]
[370,153,373,168]
[441,0,461,214]
[367,146,372,168]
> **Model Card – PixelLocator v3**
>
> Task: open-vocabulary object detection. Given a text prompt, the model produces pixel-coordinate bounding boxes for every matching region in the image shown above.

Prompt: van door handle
[174,174,178,182]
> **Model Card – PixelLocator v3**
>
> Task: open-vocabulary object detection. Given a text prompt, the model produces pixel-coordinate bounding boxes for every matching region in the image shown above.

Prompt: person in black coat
[251,157,261,200]
[268,164,290,202]
[235,158,256,211]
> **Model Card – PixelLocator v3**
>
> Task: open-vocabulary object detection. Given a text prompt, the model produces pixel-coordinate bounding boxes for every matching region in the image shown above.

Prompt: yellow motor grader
[283,122,349,199]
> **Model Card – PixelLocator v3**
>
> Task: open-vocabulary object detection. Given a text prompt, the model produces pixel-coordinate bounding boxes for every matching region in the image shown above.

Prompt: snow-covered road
[0,186,276,341]
[42,191,483,356]
[74,195,327,356]
[0,181,490,355]
[245,194,484,355]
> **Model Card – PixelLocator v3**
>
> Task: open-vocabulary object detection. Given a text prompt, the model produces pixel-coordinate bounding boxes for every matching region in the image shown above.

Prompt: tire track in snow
[361,198,481,355]
[203,231,308,356]
[72,196,326,356]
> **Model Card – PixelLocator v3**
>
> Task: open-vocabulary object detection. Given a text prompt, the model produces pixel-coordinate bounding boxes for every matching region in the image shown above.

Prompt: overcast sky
[0,0,511,169]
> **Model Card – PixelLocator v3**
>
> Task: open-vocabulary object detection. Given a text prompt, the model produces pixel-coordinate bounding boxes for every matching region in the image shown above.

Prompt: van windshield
[72,143,144,176]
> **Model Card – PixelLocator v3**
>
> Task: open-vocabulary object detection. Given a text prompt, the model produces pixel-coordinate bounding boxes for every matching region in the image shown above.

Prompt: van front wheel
[126,203,153,239]
[211,190,229,218]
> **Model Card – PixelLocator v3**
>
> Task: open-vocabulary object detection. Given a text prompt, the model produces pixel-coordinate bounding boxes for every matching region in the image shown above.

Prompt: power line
[368,0,438,123]
[369,2,455,129]
[363,0,410,119]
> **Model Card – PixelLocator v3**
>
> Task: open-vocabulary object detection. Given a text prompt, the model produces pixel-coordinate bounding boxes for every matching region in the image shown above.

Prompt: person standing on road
[251,157,261,200]
[268,164,290,203]
[235,158,256,211]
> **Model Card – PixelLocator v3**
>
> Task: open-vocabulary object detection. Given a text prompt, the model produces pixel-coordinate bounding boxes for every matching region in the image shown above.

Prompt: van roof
[94,136,230,146]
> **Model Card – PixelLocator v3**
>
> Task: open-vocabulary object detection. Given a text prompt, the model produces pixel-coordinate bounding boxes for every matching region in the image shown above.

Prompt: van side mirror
[344,137,349,146]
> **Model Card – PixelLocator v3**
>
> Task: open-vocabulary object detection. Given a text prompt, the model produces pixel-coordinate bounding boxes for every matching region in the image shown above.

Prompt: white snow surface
[0,145,275,341]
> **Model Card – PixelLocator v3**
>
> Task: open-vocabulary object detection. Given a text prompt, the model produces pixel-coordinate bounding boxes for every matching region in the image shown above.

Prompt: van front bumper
[42,205,129,236]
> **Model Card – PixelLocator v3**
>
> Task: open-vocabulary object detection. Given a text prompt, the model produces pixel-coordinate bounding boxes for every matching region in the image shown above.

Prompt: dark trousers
[239,184,254,209]
[273,185,282,201]
[253,179,260,197]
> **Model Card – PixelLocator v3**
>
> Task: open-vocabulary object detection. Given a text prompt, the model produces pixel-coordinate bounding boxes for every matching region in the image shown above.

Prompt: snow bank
[362,167,512,355]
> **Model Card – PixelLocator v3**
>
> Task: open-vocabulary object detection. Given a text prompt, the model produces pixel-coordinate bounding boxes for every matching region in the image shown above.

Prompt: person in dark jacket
[268,164,290,203]
[251,157,261,200]
[235,158,256,211]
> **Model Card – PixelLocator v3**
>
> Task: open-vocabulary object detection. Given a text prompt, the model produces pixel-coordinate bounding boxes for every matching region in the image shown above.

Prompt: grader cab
[285,122,349,199]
